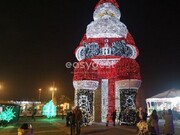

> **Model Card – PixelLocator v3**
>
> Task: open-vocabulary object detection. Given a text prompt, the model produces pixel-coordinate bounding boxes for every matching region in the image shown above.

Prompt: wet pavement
[0,117,179,135]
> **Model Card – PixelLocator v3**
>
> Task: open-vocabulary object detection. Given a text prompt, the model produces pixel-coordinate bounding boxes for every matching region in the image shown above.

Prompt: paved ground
[80,120,180,135]
[0,117,179,135]
[0,117,67,135]
[80,123,137,135]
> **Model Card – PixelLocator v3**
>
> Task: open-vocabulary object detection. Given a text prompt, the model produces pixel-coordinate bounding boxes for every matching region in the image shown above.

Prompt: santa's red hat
[95,0,119,9]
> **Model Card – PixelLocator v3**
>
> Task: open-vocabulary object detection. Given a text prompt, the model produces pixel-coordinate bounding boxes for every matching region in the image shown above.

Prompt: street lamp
[50,87,57,99]
[0,83,3,91]
[0,84,2,100]
[38,88,42,101]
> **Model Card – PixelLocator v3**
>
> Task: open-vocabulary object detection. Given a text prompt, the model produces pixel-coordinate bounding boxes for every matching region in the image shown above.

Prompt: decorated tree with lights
[73,0,141,124]
[42,100,57,118]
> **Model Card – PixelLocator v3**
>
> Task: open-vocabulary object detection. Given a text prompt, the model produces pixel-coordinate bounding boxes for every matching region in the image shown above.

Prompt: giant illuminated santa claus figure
[73,0,141,124]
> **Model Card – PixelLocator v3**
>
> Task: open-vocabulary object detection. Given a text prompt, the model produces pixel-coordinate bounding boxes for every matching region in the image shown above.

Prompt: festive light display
[77,89,94,114]
[0,106,16,122]
[42,100,57,118]
[73,0,141,124]
[119,89,137,124]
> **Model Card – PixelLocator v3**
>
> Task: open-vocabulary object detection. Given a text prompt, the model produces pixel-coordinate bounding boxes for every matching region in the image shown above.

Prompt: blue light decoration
[0,106,16,122]
[42,100,57,118]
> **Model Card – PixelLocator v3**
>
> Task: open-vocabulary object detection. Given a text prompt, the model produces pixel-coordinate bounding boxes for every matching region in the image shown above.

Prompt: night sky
[0,0,180,103]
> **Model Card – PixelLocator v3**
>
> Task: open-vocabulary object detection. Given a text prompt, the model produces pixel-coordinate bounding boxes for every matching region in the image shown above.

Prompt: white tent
[150,88,180,98]
[146,88,180,116]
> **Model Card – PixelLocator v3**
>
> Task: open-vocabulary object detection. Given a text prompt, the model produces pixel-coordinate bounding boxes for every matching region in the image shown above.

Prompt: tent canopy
[150,88,180,98]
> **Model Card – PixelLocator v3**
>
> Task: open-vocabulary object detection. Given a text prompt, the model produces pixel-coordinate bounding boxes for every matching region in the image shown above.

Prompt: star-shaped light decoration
[0,106,16,122]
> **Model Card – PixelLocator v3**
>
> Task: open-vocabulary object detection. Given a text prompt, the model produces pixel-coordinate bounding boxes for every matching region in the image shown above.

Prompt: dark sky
[0,0,180,102]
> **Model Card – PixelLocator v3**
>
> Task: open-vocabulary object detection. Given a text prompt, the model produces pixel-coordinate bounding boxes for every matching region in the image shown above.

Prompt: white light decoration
[73,80,99,90]
[101,39,112,55]
[79,95,89,111]
[75,41,138,61]
[93,3,121,20]
[119,89,138,125]
[115,83,121,113]
[87,1,127,39]
[115,79,142,90]
[126,44,138,59]
[75,46,85,61]
[74,90,78,107]
[125,95,136,108]
[86,17,128,38]
[92,58,120,66]
[101,79,109,122]
[76,89,95,123]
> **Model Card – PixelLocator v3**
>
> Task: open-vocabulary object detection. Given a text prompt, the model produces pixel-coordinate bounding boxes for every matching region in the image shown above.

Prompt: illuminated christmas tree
[42,100,57,118]
[73,0,141,124]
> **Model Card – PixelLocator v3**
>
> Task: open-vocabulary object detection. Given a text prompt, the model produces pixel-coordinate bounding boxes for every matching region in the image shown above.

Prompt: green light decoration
[0,106,16,122]
[42,100,57,118]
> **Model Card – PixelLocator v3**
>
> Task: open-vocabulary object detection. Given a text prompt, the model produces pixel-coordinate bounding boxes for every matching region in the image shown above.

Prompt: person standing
[69,111,75,135]
[111,110,116,126]
[106,114,111,126]
[61,111,64,120]
[163,109,174,135]
[31,107,37,121]
[142,108,148,122]
[147,109,159,135]
[73,106,82,135]
[66,112,71,127]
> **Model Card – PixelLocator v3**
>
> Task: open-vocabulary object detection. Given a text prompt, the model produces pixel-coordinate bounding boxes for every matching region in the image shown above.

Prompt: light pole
[0,84,1,100]
[0,83,3,91]
[38,88,42,101]
[50,82,57,100]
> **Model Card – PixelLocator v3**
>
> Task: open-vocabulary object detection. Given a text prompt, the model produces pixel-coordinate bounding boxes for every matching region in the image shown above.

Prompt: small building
[11,100,42,116]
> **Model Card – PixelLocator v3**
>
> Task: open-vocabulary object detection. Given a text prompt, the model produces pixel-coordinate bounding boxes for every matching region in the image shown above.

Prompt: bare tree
[59,95,71,104]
